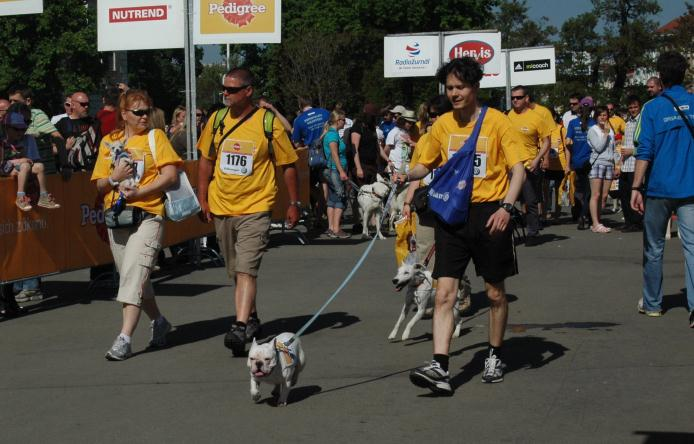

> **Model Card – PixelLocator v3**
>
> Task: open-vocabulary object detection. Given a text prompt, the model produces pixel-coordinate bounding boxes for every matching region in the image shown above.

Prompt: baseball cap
[400,110,417,122]
[579,96,594,107]
[4,112,28,129]
[389,105,407,114]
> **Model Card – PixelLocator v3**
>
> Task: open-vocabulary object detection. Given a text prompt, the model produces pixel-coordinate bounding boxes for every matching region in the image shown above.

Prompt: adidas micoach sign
[513,59,551,72]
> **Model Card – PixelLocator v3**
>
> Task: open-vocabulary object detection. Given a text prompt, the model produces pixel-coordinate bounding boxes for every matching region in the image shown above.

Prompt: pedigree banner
[97,0,185,51]
[0,0,42,16]
[194,0,281,44]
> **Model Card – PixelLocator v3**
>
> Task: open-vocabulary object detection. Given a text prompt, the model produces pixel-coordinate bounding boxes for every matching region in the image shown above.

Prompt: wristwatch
[500,202,514,214]
[108,176,119,187]
[289,201,302,208]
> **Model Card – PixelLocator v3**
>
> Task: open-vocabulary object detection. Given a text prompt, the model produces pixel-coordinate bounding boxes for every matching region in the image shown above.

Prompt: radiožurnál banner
[194,0,281,45]
[383,35,440,78]
[0,0,42,15]
[97,0,185,51]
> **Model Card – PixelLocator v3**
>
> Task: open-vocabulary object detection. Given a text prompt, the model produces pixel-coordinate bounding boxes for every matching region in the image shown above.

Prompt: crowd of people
[1,51,692,398]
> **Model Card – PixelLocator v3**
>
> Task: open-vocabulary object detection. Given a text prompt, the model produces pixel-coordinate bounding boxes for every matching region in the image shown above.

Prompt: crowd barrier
[1,149,310,284]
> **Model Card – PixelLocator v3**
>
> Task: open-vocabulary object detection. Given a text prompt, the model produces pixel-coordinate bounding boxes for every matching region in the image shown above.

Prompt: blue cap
[4,112,28,129]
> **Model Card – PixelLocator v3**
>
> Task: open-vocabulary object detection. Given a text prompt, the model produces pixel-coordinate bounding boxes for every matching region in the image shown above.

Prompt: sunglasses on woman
[127,108,150,117]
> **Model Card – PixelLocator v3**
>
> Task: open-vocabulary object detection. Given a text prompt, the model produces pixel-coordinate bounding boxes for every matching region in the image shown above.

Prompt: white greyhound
[357,174,391,240]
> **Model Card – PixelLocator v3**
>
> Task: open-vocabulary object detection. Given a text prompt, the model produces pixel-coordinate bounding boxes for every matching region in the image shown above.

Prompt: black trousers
[520,169,543,236]
[619,171,643,225]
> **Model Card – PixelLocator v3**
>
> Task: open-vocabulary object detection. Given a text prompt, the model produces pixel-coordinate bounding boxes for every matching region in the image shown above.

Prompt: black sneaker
[482,351,506,383]
[409,360,453,395]
[246,317,262,341]
[224,323,247,356]
[689,311,694,328]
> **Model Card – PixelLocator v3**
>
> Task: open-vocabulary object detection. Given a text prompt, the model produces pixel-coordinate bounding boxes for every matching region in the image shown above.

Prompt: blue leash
[285,184,398,345]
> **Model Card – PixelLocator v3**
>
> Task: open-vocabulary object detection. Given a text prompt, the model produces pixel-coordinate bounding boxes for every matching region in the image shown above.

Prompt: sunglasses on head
[221,84,249,94]
[127,108,150,117]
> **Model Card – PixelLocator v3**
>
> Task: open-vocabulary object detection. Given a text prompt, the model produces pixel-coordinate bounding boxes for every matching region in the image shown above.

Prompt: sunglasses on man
[221,84,250,94]
[76,101,89,107]
[511,95,526,101]
[127,108,150,117]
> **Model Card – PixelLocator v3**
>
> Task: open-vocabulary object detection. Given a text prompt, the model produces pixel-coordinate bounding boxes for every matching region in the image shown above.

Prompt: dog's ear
[252,337,258,347]
[377,173,384,183]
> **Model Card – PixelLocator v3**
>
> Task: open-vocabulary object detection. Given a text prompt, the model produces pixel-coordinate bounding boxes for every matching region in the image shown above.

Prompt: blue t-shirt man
[292,107,330,147]
[322,128,347,170]
[567,118,596,170]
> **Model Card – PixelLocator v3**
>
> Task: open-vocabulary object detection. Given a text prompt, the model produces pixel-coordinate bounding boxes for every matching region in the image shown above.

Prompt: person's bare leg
[589,178,602,227]
[16,162,30,193]
[486,281,508,347]
[121,304,142,337]
[327,207,335,232]
[31,163,47,193]
[141,297,162,321]
[432,277,459,355]
[334,208,344,232]
[235,272,256,324]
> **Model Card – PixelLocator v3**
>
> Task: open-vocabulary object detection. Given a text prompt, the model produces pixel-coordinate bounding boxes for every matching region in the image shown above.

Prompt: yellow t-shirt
[507,108,553,168]
[608,115,626,135]
[417,108,524,203]
[197,108,298,216]
[91,129,183,216]
[547,125,568,171]
[409,132,430,187]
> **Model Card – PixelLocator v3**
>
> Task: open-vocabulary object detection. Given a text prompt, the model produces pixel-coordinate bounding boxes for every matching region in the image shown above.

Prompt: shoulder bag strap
[148,129,158,166]
[661,93,694,139]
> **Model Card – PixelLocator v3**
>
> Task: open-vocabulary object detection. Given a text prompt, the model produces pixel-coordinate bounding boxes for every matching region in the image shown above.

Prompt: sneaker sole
[482,376,504,383]
[37,203,60,209]
[105,352,130,361]
[409,372,453,395]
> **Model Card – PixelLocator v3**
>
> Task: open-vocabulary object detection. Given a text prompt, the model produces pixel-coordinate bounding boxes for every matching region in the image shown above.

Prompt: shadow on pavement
[449,336,569,390]
[165,316,234,347]
[662,292,689,313]
[258,311,361,339]
[507,321,619,333]
[256,385,323,406]
[633,431,694,443]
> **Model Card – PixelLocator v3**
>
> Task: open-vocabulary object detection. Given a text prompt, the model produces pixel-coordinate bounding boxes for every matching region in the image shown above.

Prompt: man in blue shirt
[291,98,330,148]
[631,51,694,325]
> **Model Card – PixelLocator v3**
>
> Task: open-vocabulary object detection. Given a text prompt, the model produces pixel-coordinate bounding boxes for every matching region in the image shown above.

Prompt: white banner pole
[505,49,512,111]
[184,0,198,160]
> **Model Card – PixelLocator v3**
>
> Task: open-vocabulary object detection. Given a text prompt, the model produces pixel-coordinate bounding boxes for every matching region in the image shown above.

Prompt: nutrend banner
[194,0,281,44]
[384,35,440,78]
[97,0,185,51]
[443,32,503,88]
[0,0,42,16]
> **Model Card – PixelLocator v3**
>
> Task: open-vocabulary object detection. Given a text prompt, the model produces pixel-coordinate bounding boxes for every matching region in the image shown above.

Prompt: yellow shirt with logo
[91,129,183,216]
[507,108,553,168]
[609,115,626,135]
[417,108,524,203]
[547,125,568,171]
[197,108,298,216]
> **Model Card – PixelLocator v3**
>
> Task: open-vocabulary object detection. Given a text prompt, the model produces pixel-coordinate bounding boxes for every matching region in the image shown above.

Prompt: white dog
[357,174,391,240]
[247,332,306,406]
[389,261,472,341]
[105,140,135,188]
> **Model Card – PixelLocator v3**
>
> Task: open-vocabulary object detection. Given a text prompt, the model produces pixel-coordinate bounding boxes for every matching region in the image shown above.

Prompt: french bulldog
[247,332,306,406]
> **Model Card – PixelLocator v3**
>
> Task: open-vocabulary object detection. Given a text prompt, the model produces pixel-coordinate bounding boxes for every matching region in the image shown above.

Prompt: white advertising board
[193,0,281,44]
[506,46,556,86]
[384,35,440,78]
[443,32,503,88]
[0,0,42,16]
[97,0,185,51]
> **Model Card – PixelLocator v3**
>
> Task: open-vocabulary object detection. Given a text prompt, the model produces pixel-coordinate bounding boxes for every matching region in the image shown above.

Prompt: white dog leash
[285,183,399,346]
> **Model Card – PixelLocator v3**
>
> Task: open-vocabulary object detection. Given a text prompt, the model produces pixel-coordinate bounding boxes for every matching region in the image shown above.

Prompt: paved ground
[2,213,693,443]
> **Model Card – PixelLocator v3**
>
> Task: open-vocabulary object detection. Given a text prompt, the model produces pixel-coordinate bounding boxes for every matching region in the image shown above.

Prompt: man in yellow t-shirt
[507,85,552,244]
[606,102,626,136]
[197,67,300,356]
[402,58,525,395]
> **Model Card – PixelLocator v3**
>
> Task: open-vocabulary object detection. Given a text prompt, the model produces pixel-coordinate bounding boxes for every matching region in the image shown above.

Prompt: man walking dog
[400,58,525,395]
[197,67,300,355]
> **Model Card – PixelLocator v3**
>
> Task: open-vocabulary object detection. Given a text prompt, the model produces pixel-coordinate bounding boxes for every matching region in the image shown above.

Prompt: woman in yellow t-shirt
[91,89,183,361]
[542,110,570,221]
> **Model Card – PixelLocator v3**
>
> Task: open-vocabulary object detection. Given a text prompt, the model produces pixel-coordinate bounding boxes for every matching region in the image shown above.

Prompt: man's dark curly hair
[436,57,484,86]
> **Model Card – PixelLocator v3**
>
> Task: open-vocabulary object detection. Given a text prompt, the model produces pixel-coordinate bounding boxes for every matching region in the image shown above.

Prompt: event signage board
[506,46,556,86]
[0,0,42,15]
[97,0,185,51]
[193,0,281,44]
[383,35,440,78]
[443,32,503,88]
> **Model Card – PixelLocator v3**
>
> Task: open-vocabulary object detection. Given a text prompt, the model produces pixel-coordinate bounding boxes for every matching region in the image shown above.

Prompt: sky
[202,0,689,64]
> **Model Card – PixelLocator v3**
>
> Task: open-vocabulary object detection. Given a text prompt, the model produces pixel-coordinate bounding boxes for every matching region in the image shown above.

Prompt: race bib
[449,134,487,179]
[473,153,487,178]
[220,139,255,176]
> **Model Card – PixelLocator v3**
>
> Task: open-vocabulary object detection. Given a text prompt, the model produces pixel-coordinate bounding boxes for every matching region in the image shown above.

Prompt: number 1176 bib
[220,139,255,176]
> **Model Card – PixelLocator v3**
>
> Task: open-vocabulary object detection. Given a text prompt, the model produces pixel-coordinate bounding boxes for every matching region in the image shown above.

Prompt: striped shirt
[622,113,639,172]
[26,108,57,137]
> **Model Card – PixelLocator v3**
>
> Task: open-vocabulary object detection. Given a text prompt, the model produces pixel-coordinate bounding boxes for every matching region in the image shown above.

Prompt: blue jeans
[322,168,347,209]
[642,197,694,312]
[13,278,40,293]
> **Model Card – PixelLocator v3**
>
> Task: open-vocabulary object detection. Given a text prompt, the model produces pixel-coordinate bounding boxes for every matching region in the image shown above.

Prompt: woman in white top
[587,106,619,233]
[382,110,417,175]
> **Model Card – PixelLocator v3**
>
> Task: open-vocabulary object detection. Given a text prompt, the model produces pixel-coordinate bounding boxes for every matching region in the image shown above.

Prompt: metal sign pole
[505,49,512,111]
[438,31,445,94]
[184,0,198,161]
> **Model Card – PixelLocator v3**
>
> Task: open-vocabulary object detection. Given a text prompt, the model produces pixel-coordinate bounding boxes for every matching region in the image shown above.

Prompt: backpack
[308,135,327,169]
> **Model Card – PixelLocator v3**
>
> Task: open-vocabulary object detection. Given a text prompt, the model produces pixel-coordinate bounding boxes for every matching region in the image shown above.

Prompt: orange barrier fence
[1,151,309,283]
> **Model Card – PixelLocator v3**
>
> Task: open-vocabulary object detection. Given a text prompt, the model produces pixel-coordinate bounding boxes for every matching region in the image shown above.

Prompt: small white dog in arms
[105,140,136,188]
[389,259,472,341]
[247,332,305,406]
[357,174,392,240]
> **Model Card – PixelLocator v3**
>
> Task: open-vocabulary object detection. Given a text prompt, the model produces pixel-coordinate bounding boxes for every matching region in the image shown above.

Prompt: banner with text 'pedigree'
[443,32,503,88]
[383,35,440,78]
[194,0,281,44]
[97,0,185,51]
[0,0,42,15]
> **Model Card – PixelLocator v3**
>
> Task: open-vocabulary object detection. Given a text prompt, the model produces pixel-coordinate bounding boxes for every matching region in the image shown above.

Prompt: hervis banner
[384,35,440,78]
[97,0,185,51]
[0,0,42,15]
[443,32,503,88]
[194,0,281,44]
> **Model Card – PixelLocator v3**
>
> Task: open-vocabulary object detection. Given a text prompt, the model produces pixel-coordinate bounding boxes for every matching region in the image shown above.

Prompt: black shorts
[544,169,565,182]
[433,203,517,283]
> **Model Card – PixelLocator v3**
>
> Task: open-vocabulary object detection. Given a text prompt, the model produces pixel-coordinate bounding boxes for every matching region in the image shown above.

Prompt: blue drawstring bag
[427,107,487,226]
